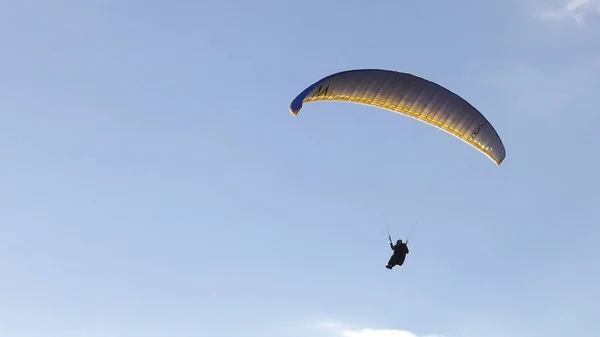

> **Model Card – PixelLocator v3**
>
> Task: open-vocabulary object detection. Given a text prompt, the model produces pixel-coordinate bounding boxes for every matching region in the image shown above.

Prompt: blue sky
[0,1,599,337]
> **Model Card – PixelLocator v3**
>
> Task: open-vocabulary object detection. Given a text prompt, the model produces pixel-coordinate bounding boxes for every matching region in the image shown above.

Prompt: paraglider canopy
[290,69,506,165]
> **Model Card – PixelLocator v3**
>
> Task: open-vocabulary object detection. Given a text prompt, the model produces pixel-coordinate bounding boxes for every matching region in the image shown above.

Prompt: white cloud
[319,321,443,337]
[342,328,442,337]
[538,0,600,26]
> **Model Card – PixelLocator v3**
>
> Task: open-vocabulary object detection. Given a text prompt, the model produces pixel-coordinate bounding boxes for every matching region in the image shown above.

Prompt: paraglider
[386,237,409,269]
[289,69,506,165]
[289,68,507,271]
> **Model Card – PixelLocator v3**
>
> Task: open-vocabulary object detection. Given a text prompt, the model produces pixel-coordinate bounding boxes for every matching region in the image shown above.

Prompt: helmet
[396,239,403,244]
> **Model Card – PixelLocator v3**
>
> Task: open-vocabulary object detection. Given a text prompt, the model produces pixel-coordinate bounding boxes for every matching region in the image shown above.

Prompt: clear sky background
[1,1,599,337]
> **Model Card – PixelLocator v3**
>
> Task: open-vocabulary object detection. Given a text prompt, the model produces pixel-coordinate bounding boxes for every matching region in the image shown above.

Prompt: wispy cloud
[318,321,443,337]
[538,0,600,26]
